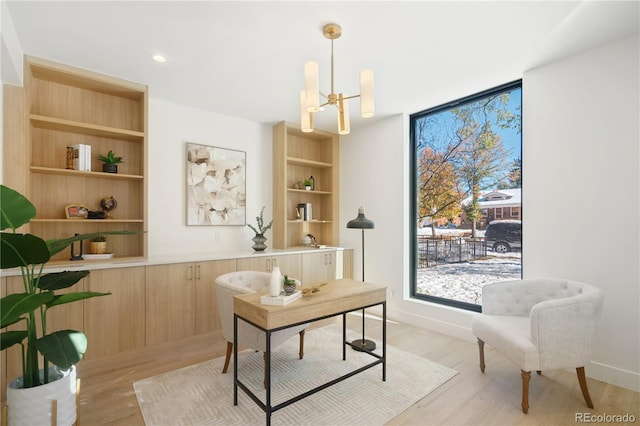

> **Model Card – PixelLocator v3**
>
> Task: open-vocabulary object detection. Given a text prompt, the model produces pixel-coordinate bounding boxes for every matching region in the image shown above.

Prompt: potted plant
[0,185,138,425]
[88,235,107,254]
[247,206,273,251]
[97,150,123,173]
[283,275,297,295]
[304,178,312,191]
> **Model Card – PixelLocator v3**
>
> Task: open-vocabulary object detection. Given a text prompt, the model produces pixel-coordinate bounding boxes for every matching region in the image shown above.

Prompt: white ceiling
[4,1,639,133]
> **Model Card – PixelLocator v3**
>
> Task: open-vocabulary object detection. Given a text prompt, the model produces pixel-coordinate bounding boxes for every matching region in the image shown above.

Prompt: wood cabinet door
[273,254,302,282]
[83,267,146,359]
[302,251,336,285]
[195,259,236,334]
[236,256,272,272]
[145,264,195,346]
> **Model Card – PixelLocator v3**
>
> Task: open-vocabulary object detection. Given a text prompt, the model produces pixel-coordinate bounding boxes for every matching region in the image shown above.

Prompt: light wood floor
[76,314,639,425]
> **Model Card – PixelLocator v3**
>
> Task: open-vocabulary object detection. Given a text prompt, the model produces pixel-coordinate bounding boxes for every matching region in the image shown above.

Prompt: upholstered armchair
[471,278,604,413]
[215,271,307,377]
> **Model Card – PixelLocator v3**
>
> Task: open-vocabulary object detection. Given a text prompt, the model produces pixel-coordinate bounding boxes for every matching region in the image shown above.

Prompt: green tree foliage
[415,90,520,237]
[417,147,461,226]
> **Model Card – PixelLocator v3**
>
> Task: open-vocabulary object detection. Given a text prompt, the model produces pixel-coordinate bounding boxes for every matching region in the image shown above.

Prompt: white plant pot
[6,366,77,426]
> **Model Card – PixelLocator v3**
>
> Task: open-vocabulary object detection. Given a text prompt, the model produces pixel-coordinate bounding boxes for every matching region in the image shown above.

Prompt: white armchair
[471,278,604,413]
[215,271,307,377]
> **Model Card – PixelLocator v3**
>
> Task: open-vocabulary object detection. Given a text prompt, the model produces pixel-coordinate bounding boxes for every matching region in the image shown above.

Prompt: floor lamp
[347,207,376,352]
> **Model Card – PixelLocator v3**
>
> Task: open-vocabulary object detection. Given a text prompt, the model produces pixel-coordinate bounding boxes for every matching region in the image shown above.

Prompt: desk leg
[342,313,347,361]
[382,301,387,382]
[266,330,272,426]
[233,314,238,405]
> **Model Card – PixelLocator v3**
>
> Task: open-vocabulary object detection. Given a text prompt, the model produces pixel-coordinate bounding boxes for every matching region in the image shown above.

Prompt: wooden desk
[233,278,387,425]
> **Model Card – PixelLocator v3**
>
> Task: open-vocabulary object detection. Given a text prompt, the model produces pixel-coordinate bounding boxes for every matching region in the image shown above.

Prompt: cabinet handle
[188,265,193,280]
[266,259,271,272]
[272,258,277,268]
[196,265,201,280]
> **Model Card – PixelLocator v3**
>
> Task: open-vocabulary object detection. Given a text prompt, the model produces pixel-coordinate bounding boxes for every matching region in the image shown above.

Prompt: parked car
[484,220,521,253]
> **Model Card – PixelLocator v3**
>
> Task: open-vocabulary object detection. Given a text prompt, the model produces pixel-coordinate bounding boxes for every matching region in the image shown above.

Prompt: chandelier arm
[319,92,329,99]
[342,94,361,101]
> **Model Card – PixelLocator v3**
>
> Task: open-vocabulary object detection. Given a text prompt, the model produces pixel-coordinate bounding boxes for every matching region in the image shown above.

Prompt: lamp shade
[347,207,374,229]
[300,90,313,133]
[337,94,350,135]
[304,60,320,112]
[360,69,375,118]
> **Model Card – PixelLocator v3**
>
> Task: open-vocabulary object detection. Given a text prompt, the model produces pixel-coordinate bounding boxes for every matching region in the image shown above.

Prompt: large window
[410,81,522,311]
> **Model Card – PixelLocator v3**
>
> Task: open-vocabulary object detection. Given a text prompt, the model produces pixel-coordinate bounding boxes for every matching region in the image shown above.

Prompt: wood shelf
[287,188,332,195]
[273,122,339,249]
[30,166,143,180]
[30,114,145,141]
[287,157,333,168]
[31,219,144,223]
[17,55,149,262]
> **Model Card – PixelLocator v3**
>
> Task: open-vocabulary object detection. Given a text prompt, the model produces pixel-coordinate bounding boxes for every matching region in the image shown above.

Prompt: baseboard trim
[587,361,640,392]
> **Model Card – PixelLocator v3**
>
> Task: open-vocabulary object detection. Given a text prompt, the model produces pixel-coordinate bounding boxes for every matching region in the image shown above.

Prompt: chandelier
[300,23,375,135]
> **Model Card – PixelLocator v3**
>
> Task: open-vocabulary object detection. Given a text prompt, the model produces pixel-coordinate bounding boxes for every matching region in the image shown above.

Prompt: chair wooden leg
[477,338,485,373]
[299,329,305,359]
[576,367,594,408]
[222,341,233,374]
[521,370,531,414]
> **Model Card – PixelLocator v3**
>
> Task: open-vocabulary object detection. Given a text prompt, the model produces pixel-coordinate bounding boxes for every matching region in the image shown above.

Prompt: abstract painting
[186,142,246,225]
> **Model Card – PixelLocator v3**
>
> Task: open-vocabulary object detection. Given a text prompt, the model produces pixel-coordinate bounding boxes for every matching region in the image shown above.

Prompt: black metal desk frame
[233,300,387,426]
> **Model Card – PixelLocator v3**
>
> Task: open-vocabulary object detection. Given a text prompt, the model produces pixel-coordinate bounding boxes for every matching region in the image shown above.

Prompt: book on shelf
[70,144,91,171]
[260,290,302,306]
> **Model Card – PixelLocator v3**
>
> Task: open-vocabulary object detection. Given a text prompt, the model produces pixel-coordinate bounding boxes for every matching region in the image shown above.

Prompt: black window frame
[409,80,522,312]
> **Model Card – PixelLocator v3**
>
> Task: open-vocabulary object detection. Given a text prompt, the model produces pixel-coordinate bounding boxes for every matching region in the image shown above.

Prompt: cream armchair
[471,278,604,414]
[215,271,307,376]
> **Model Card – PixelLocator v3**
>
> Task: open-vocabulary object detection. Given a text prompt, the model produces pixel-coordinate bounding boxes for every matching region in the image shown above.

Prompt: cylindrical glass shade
[300,90,314,132]
[304,61,320,112]
[337,94,350,135]
[360,69,375,118]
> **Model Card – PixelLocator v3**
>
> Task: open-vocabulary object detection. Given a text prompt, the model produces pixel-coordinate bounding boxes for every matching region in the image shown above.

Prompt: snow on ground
[416,252,522,305]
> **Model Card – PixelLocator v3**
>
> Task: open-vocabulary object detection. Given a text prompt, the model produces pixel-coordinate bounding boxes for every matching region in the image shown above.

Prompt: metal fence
[417,236,486,268]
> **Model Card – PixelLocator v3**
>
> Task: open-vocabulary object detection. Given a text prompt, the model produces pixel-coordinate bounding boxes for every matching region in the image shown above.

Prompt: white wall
[523,34,639,390]
[341,34,640,391]
[147,98,274,258]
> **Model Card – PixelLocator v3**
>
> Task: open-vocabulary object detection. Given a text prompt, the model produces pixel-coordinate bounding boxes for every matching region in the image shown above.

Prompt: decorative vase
[102,164,117,173]
[251,234,267,251]
[6,366,77,426]
[283,280,296,295]
[270,266,281,296]
[88,241,107,254]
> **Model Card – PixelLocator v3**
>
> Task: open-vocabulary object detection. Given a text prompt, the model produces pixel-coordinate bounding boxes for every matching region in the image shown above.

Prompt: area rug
[134,324,457,425]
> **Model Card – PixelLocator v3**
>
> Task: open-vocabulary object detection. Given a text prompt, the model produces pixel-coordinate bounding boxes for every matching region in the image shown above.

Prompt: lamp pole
[347,207,376,352]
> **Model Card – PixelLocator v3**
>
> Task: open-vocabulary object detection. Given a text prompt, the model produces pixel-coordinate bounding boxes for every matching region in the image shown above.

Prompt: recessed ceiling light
[152,54,167,63]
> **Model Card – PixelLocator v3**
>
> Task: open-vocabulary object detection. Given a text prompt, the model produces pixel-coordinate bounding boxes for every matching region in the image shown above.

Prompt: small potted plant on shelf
[97,150,123,173]
[304,178,312,191]
[0,184,139,425]
[88,235,107,254]
[247,206,273,251]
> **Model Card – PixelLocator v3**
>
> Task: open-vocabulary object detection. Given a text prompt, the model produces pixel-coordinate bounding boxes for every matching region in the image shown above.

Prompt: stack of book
[260,290,302,306]
[69,144,92,171]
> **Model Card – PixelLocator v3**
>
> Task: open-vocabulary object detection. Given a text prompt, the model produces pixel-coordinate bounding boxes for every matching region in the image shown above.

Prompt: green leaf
[0,185,36,231]
[34,330,87,370]
[1,292,54,328]
[38,271,90,291]
[1,232,50,269]
[1,330,28,350]
[1,330,28,351]
[48,291,111,308]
